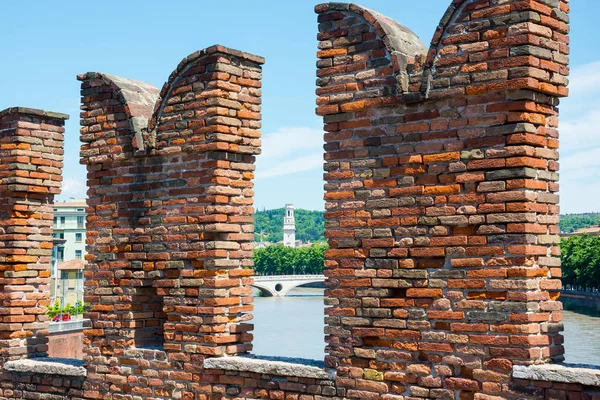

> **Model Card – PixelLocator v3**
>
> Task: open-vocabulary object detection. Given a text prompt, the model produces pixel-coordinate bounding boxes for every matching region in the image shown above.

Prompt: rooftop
[570,226,600,235]
[53,199,87,208]
[58,259,87,271]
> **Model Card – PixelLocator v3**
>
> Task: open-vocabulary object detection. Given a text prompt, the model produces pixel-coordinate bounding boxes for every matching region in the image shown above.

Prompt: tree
[252,244,327,276]
[560,234,600,291]
[559,213,600,234]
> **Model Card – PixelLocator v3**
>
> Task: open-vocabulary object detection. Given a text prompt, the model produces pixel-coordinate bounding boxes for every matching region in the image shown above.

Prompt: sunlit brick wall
[0,107,67,361]
[316,0,570,398]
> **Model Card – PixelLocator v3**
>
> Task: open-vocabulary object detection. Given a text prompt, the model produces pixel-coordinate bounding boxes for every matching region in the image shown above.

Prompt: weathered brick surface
[200,369,337,399]
[0,371,85,400]
[78,45,264,398]
[0,107,67,362]
[3,1,600,399]
[510,379,600,400]
[316,0,572,399]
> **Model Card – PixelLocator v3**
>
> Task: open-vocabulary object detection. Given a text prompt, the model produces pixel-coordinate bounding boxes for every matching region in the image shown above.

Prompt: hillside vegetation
[560,213,600,234]
[254,208,325,243]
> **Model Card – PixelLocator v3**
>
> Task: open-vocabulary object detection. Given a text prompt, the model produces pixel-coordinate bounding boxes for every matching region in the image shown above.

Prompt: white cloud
[560,110,600,153]
[562,147,600,173]
[257,126,324,179]
[567,61,600,97]
[60,177,87,199]
[558,60,600,213]
[560,144,600,213]
[260,153,324,179]
[560,147,600,213]
[560,62,600,118]
[560,177,600,214]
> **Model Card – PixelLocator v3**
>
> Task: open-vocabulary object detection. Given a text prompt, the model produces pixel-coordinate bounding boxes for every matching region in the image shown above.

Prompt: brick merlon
[77,45,264,151]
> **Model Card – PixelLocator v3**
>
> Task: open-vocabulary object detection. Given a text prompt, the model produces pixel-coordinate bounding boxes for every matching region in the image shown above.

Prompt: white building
[51,259,85,308]
[283,204,296,247]
[53,199,87,262]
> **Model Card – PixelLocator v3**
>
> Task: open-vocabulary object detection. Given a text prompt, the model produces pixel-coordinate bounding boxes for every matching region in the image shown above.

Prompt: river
[562,310,600,365]
[252,288,600,365]
[252,288,326,360]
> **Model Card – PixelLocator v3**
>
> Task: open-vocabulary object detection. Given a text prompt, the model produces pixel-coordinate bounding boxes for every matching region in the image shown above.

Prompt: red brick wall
[512,378,600,400]
[0,373,85,400]
[78,45,264,398]
[316,0,571,398]
[0,107,68,361]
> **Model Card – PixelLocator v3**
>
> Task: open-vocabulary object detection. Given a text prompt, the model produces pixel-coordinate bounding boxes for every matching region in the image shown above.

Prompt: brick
[0,107,67,361]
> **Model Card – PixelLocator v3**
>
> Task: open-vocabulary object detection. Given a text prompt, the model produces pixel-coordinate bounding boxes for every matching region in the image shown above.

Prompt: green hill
[560,213,600,234]
[254,208,325,243]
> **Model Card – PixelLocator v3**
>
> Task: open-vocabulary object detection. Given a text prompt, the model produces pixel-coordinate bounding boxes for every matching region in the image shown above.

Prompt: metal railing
[254,274,325,281]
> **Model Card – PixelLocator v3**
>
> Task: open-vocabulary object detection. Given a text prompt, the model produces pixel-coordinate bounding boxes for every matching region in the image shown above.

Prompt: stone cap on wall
[0,107,69,121]
[513,363,600,387]
[179,44,265,66]
[147,44,265,134]
[204,355,336,380]
[316,0,569,106]
[315,2,427,94]
[4,358,86,377]
[0,105,67,195]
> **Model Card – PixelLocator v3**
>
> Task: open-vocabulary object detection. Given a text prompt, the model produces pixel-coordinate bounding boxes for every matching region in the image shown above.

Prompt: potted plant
[51,303,71,322]
[73,301,85,320]
[47,300,61,321]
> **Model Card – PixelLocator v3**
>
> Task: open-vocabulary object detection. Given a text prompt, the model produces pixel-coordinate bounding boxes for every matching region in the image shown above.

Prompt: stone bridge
[253,275,325,297]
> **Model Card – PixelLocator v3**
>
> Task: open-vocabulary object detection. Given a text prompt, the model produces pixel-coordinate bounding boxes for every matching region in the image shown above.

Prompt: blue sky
[1,1,599,213]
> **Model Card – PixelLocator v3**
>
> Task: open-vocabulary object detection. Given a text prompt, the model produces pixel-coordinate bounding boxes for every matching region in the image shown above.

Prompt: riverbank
[561,290,600,316]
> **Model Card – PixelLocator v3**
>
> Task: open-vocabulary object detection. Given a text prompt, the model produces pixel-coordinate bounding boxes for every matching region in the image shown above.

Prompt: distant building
[568,226,600,236]
[52,199,87,262]
[51,238,67,298]
[51,201,87,311]
[283,204,296,247]
[53,259,86,307]
[276,239,303,247]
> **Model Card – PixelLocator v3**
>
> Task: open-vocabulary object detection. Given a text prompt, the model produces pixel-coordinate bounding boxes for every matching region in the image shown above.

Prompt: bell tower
[283,204,296,247]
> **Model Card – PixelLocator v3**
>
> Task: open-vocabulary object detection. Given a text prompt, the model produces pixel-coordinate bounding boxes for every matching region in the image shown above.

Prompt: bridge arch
[251,275,325,297]
[251,282,278,297]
